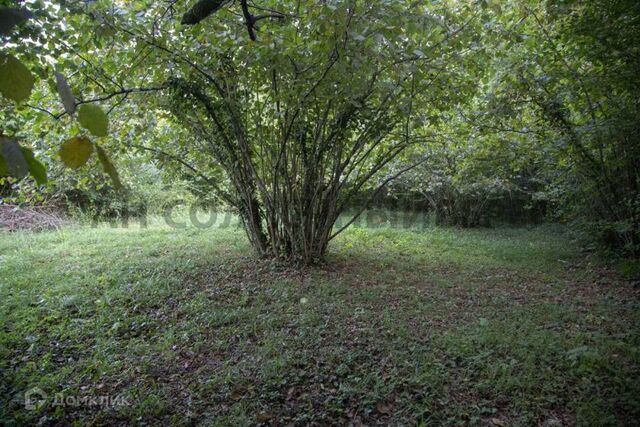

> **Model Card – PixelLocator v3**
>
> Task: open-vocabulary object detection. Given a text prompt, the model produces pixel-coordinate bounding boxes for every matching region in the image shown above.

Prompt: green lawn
[1,220,638,425]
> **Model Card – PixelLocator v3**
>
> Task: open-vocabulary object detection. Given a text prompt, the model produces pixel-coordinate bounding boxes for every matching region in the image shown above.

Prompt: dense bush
[521,0,640,257]
[0,0,637,261]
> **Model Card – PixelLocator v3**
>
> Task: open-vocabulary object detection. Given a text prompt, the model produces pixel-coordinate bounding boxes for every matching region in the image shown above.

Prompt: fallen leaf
[256,412,273,422]
[376,401,392,414]
[230,388,245,401]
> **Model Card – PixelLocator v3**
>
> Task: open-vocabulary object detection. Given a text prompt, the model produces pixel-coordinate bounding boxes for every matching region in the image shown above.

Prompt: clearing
[1,221,638,425]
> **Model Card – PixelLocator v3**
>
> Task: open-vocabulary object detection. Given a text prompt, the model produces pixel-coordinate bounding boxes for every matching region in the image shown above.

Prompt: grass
[1,216,639,425]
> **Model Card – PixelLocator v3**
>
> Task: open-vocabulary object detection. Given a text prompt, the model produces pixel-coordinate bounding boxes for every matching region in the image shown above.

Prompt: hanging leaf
[59,136,93,169]
[0,54,35,102]
[20,147,48,185]
[77,104,109,137]
[55,72,76,115]
[0,7,32,36]
[181,0,225,25]
[0,137,28,178]
[96,146,123,190]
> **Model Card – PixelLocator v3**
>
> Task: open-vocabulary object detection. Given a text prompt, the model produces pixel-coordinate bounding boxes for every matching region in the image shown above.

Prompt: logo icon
[24,387,47,410]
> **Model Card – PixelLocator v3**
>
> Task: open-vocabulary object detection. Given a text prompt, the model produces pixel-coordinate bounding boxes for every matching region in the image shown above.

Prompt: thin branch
[330,157,429,240]
[247,1,297,17]
[77,85,167,105]
[131,143,236,206]
[26,104,59,119]
[253,13,285,22]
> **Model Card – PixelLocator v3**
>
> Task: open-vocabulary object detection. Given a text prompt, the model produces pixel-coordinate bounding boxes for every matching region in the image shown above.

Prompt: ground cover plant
[1,219,638,425]
[1,0,639,425]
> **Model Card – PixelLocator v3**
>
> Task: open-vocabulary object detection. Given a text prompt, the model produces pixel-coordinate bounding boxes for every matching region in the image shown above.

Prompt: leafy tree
[20,0,477,264]
[478,0,640,256]
[5,0,637,261]
[0,0,124,192]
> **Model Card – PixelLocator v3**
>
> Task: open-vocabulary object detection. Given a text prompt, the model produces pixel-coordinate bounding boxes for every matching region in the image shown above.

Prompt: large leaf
[0,54,35,102]
[55,72,76,115]
[59,136,93,169]
[77,104,109,137]
[0,7,31,36]
[0,137,28,178]
[96,146,123,190]
[20,147,48,185]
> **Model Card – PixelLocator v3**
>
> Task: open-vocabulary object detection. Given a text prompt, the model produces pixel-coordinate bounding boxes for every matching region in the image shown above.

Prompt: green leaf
[95,24,116,40]
[77,104,109,137]
[59,136,94,169]
[0,7,31,36]
[96,146,123,190]
[0,136,28,178]
[55,72,76,115]
[20,147,47,185]
[0,54,35,102]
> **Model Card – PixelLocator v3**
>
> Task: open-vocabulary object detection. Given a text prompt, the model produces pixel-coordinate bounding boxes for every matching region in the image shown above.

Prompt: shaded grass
[1,220,638,425]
